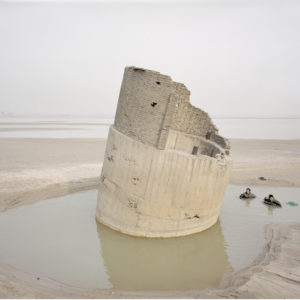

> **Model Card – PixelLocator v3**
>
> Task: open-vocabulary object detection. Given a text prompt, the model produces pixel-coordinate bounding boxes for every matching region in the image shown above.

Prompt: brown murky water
[0,185,299,290]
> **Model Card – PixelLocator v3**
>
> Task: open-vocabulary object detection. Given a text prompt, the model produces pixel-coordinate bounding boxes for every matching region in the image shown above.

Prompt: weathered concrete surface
[96,66,232,237]
[96,127,232,237]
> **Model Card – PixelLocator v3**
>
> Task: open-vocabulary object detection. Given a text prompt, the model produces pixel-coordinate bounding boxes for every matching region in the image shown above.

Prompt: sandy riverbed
[1,138,299,212]
[0,138,299,298]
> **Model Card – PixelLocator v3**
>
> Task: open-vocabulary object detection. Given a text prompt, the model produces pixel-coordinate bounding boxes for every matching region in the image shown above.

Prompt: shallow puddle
[0,185,299,290]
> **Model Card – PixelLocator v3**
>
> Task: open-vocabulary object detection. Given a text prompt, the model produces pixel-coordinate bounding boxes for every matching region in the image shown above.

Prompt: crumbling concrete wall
[170,82,218,138]
[113,66,228,150]
[96,66,233,237]
[166,129,223,158]
[114,67,175,149]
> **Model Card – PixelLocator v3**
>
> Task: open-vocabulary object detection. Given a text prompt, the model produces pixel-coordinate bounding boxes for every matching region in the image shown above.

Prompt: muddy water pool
[0,185,299,290]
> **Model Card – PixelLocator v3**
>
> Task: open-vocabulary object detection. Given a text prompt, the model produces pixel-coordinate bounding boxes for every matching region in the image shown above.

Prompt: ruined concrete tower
[96,66,232,237]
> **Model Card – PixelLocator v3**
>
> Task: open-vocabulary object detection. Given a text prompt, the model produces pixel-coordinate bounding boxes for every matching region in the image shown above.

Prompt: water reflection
[242,199,252,207]
[97,220,232,290]
[266,205,274,216]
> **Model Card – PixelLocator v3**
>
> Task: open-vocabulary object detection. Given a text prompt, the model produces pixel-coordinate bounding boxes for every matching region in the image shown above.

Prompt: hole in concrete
[206,132,211,140]
[128,199,138,208]
[107,155,114,162]
[133,67,145,72]
[156,81,160,85]
[132,177,140,185]
[192,146,199,155]
[151,102,157,107]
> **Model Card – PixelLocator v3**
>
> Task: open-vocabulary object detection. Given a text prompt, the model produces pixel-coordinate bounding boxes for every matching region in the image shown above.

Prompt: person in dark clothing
[263,194,282,207]
[239,188,256,199]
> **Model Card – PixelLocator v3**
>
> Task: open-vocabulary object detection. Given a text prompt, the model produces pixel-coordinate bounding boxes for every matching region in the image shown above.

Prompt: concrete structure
[96,66,232,237]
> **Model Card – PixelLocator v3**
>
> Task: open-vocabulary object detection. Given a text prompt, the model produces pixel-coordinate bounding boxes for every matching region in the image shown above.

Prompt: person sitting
[263,194,282,207]
[239,188,256,199]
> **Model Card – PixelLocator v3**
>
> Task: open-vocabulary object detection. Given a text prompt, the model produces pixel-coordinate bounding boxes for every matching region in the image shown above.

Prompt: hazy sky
[0,0,299,117]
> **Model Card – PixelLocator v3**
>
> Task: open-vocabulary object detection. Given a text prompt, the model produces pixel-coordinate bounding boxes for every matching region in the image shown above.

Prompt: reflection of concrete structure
[96,220,232,290]
[96,66,232,237]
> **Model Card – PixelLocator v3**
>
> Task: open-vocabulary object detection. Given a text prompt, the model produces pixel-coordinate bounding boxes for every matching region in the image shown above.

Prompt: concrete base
[96,126,232,238]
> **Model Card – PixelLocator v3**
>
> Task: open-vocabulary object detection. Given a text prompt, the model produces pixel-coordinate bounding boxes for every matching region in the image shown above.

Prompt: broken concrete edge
[115,66,229,153]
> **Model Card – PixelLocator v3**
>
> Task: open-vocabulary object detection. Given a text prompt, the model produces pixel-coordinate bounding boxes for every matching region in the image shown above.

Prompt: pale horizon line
[1,0,288,4]
[1,112,300,120]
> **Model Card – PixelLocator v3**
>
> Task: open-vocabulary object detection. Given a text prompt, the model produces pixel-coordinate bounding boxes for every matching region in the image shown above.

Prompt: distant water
[0,116,299,139]
[0,116,113,139]
[214,118,300,140]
